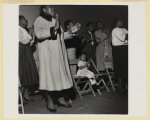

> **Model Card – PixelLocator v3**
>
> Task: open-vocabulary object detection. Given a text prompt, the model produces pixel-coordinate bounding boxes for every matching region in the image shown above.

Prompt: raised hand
[54,20,59,31]
[54,13,60,31]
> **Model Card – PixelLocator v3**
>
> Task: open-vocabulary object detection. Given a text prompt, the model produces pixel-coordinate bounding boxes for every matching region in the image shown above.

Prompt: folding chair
[69,62,97,100]
[73,75,96,100]
[104,60,116,91]
[90,58,110,92]
[103,40,116,91]
[90,58,116,92]
[104,62,123,91]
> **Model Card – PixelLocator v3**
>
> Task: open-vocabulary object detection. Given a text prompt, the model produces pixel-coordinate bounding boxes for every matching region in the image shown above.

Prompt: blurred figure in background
[94,21,108,73]
[81,21,96,73]
[103,27,114,71]
[111,19,128,93]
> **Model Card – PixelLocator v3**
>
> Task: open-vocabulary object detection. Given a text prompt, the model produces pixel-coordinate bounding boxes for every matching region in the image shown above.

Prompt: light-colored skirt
[37,39,73,91]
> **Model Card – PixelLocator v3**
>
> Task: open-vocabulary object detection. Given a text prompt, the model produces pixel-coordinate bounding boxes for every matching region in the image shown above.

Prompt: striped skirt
[19,42,39,86]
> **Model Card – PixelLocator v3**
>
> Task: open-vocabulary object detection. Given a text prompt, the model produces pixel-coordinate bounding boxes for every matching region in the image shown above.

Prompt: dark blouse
[64,36,82,57]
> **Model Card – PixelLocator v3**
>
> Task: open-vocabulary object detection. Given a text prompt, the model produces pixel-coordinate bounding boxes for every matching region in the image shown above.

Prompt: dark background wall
[19,5,128,31]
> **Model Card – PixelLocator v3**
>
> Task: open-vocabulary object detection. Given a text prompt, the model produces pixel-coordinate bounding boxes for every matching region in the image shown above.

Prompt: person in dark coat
[81,21,96,73]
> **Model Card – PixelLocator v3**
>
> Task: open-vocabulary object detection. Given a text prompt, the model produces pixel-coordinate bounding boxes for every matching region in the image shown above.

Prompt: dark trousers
[112,45,128,85]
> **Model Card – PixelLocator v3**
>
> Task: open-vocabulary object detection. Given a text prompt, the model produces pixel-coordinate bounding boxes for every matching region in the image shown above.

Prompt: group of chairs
[18,58,116,114]
[70,58,116,100]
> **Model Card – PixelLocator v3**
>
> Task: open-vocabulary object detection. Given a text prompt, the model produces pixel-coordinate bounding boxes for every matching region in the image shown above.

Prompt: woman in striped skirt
[19,15,39,103]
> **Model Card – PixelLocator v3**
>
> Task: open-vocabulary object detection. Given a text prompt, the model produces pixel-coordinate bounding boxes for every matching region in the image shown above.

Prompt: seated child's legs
[87,70,95,79]
[89,78,97,85]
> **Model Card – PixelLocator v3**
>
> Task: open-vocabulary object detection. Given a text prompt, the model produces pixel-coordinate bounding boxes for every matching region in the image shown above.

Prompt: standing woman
[19,15,39,102]
[34,5,73,112]
[82,22,96,61]
[104,28,114,71]
[111,19,128,92]
[94,21,108,72]
[81,22,96,73]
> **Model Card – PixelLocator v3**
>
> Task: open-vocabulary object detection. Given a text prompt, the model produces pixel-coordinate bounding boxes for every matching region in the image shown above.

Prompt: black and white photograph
[18,5,128,114]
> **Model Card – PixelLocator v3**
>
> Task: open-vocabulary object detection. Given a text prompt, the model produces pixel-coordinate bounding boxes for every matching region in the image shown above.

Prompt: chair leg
[97,89,102,95]
[19,89,24,114]
[88,82,96,97]
[106,69,116,92]
[101,79,110,92]
[108,75,116,92]
[97,77,109,92]
[82,82,88,91]
[73,78,83,100]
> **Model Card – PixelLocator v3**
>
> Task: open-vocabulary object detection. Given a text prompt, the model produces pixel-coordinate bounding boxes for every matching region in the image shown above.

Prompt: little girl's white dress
[76,60,97,85]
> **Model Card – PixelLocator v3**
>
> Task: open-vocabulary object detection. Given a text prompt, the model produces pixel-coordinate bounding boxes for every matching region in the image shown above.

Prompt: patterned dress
[94,29,107,71]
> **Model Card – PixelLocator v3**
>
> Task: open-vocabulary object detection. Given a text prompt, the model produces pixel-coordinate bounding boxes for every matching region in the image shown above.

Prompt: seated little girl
[76,52,100,92]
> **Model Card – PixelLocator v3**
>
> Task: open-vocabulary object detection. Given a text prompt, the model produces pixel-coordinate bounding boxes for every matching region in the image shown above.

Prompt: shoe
[46,103,57,112]
[23,101,29,105]
[56,102,72,108]
[24,97,34,102]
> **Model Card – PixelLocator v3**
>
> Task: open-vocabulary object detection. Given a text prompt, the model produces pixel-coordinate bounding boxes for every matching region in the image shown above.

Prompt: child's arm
[78,62,89,69]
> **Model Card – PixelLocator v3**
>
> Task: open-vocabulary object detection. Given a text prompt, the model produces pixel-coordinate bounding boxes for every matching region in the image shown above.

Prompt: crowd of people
[19,5,128,113]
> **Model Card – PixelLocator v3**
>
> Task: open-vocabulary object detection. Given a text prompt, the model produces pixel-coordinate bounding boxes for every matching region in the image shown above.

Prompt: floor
[19,89,128,114]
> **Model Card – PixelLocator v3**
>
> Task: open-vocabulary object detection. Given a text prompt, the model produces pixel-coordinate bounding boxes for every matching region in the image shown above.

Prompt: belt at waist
[37,37,52,43]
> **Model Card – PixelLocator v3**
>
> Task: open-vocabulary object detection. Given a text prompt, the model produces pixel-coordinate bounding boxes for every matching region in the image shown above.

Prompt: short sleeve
[19,27,31,44]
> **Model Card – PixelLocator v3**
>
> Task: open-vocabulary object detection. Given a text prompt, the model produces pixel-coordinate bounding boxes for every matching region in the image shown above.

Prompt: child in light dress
[76,53,101,93]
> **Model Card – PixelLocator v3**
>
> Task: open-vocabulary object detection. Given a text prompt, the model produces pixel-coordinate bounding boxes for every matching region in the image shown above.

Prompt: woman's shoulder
[52,17,56,21]
[35,16,43,21]
[112,27,118,31]
[19,26,23,31]
[34,16,43,24]
[19,26,27,34]
[95,29,103,35]
[35,16,51,23]
[94,30,100,33]
[112,27,120,33]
